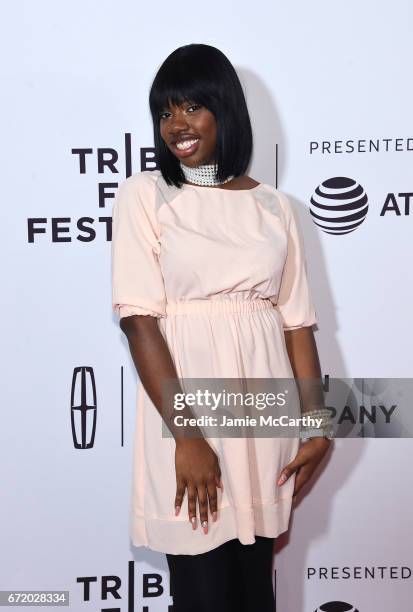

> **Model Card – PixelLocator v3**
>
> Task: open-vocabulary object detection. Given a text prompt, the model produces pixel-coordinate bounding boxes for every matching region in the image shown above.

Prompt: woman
[112,43,332,612]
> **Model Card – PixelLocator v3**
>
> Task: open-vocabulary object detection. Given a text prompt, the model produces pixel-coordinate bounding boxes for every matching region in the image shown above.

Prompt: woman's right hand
[174,437,223,535]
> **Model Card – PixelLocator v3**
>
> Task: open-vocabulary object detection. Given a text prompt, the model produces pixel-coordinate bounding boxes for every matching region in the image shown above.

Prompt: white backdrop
[2,1,412,610]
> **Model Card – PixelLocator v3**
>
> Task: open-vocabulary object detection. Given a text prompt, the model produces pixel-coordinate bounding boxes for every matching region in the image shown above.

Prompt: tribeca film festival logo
[71,366,97,449]
[77,561,173,611]
[27,134,157,244]
[310,176,413,235]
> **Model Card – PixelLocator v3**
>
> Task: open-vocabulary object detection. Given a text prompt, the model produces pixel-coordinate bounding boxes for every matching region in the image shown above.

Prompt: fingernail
[175,506,180,516]
[191,516,197,529]
[202,520,208,534]
[212,511,217,522]
[277,473,287,486]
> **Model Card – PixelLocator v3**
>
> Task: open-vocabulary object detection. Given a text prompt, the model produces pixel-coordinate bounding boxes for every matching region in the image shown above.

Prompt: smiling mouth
[175,138,200,150]
[171,138,201,157]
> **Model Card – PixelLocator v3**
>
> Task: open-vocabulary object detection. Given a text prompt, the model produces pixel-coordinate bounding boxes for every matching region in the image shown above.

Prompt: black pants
[166,536,275,612]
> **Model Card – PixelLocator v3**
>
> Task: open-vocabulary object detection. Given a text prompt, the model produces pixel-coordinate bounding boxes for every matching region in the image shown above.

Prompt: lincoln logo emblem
[71,367,97,449]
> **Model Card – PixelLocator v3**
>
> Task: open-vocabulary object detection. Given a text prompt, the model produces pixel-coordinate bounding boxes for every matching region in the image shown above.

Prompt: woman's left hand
[277,438,332,504]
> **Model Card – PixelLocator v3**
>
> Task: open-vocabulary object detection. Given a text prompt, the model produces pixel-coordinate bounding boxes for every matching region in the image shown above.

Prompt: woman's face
[159,99,217,167]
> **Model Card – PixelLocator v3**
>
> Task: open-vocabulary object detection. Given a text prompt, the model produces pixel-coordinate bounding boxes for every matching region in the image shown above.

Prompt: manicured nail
[191,516,197,529]
[175,506,180,516]
[277,473,287,486]
[212,511,218,522]
[202,520,208,534]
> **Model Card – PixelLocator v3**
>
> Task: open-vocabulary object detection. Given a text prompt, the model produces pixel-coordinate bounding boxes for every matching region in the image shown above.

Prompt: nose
[167,107,190,134]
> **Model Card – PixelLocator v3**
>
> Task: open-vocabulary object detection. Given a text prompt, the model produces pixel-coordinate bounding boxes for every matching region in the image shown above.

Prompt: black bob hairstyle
[149,44,253,188]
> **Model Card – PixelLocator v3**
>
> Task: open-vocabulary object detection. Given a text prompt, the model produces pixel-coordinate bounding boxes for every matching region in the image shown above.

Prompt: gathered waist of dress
[165,297,276,316]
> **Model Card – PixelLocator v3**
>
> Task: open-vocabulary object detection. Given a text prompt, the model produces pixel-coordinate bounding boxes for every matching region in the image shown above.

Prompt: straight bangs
[149,73,218,123]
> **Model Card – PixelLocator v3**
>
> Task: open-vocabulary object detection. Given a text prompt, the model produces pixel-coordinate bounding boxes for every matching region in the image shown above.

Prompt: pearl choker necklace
[180,161,234,187]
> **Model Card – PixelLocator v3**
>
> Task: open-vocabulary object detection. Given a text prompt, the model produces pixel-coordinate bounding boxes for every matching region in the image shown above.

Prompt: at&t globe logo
[310,177,368,235]
[315,602,359,612]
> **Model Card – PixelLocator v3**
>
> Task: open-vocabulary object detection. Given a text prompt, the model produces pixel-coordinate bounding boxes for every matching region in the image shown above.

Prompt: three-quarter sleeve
[111,173,167,319]
[275,190,317,330]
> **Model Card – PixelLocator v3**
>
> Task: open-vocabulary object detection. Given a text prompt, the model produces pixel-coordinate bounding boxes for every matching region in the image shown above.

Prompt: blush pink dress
[111,169,317,555]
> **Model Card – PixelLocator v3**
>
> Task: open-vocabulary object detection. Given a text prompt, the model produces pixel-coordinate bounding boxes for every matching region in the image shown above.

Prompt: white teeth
[176,138,199,150]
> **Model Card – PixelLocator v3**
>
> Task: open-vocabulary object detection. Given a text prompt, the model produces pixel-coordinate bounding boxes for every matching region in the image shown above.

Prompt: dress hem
[129,497,293,555]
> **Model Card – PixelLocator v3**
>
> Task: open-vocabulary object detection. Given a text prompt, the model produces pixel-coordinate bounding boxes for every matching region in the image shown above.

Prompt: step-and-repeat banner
[2,1,412,610]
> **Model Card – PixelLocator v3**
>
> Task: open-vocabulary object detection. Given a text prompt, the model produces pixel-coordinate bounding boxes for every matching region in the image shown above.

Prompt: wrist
[301,435,332,444]
[300,407,334,441]
[175,435,205,448]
